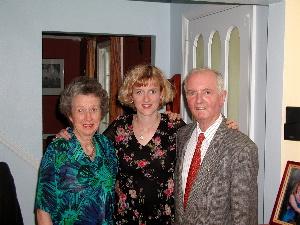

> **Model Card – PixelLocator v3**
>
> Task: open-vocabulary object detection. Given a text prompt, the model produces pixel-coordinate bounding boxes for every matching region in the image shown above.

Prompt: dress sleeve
[174,118,186,130]
[103,118,118,143]
[35,143,57,215]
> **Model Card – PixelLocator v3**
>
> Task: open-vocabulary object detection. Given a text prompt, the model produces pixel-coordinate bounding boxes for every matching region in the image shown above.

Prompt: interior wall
[123,36,152,74]
[0,1,170,224]
[282,0,300,171]
[264,1,285,222]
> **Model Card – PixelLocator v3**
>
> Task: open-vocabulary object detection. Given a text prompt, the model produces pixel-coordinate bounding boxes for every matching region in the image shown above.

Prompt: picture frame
[270,161,300,225]
[42,59,64,95]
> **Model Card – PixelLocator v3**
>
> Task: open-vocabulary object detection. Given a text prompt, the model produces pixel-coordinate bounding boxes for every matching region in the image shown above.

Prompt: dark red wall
[42,38,81,135]
[123,36,152,75]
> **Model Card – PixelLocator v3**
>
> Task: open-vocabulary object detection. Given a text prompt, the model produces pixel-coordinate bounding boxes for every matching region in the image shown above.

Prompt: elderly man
[174,68,258,225]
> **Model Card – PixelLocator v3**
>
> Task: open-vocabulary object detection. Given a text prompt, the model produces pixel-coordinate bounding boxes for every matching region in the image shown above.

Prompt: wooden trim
[85,37,96,78]
[166,74,181,114]
[109,37,123,122]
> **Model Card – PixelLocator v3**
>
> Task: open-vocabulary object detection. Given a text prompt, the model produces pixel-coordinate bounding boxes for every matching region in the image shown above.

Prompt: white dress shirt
[182,115,223,193]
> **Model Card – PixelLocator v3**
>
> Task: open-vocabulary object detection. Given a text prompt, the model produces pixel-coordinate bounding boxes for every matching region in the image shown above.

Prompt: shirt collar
[196,114,223,137]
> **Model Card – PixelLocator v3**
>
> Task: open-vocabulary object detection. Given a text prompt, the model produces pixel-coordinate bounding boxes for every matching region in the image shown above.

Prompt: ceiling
[130,0,282,5]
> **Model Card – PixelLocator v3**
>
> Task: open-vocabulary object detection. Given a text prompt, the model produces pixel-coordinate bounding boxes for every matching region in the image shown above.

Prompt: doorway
[42,33,152,150]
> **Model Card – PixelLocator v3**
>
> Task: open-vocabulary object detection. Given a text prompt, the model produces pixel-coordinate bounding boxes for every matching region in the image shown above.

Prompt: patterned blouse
[35,128,118,225]
[103,113,185,225]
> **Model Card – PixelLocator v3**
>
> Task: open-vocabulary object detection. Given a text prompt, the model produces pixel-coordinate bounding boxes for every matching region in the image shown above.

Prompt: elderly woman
[35,76,118,225]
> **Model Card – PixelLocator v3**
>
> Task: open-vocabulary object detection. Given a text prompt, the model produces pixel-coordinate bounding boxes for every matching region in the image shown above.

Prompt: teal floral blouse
[103,113,185,225]
[35,128,118,225]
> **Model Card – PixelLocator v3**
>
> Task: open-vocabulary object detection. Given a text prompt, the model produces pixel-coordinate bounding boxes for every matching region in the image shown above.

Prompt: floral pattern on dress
[103,113,185,225]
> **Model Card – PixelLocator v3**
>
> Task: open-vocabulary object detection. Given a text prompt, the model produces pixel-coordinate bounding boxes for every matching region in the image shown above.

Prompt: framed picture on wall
[270,161,300,225]
[42,59,64,95]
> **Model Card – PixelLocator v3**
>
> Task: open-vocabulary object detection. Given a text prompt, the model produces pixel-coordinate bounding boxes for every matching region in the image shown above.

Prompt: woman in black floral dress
[103,65,185,225]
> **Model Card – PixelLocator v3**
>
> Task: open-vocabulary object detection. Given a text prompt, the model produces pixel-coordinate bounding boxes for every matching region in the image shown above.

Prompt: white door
[182,5,268,223]
[183,5,252,134]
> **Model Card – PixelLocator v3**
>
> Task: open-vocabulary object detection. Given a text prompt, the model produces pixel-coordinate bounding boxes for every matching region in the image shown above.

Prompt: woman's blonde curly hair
[118,64,175,109]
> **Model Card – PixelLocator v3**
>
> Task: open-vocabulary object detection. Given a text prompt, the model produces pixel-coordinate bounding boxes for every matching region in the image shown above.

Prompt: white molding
[187,0,281,5]
[0,131,39,170]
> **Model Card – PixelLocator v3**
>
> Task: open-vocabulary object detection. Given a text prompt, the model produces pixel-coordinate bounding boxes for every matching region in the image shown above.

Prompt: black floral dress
[103,113,185,225]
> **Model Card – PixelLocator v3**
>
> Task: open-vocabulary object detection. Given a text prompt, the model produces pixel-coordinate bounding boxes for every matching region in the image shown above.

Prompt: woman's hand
[165,111,181,121]
[36,209,53,225]
[226,119,239,130]
[55,128,71,140]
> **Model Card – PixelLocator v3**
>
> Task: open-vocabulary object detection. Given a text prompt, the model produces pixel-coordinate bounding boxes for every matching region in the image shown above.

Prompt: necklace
[134,114,161,140]
[86,146,95,158]
[84,141,95,159]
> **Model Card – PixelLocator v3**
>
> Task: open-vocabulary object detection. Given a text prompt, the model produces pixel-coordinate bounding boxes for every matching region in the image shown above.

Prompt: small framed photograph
[42,59,64,95]
[270,161,300,225]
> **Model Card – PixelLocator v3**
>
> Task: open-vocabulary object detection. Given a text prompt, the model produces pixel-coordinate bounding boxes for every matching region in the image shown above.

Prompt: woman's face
[69,94,101,140]
[132,79,162,117]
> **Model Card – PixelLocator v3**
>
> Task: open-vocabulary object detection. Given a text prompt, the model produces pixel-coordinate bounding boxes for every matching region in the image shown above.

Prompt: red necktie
[184,133,205,209]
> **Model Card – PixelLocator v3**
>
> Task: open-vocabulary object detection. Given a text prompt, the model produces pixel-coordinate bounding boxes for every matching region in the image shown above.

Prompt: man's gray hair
[183,67,224,93]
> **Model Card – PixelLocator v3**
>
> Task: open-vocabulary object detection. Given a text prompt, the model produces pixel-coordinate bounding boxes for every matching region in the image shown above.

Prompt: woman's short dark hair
[118,64,174,109]
[59,76,109,118]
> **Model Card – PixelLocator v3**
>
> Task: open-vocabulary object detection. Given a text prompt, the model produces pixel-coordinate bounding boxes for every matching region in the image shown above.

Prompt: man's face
[185,70,226,130]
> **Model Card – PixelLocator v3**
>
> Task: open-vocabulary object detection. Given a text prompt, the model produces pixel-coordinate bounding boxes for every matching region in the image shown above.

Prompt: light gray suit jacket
[174,119,258,225]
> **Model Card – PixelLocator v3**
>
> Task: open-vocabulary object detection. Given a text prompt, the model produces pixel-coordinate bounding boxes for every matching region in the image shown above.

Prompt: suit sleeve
[231,141,258,225]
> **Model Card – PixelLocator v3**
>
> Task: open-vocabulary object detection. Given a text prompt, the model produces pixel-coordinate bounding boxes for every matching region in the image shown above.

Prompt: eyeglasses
[72,107,101,115]
[185,89,213,97]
